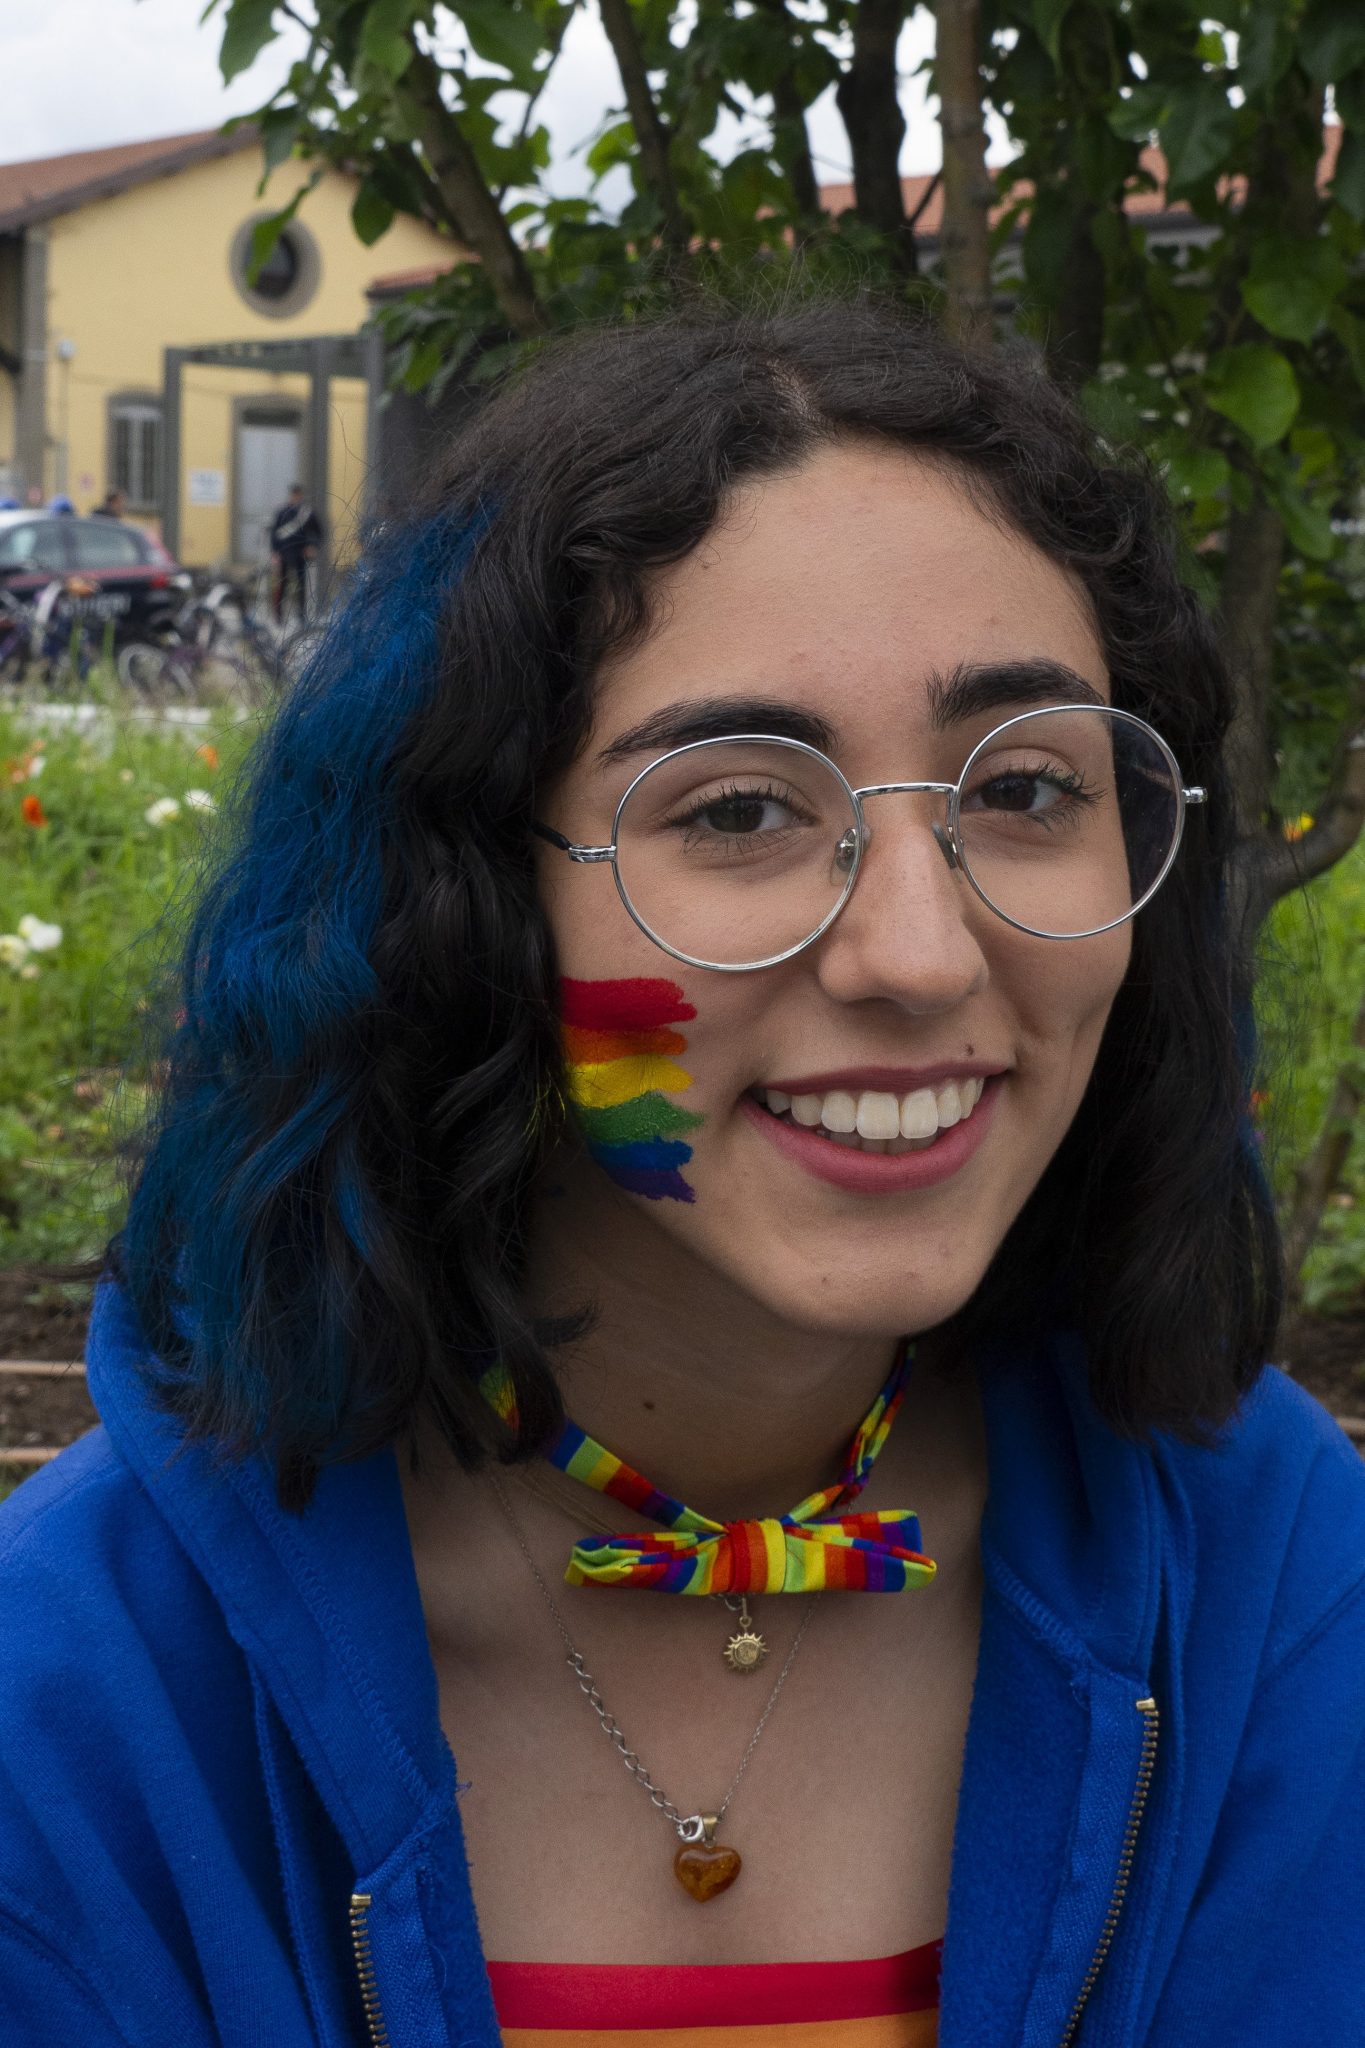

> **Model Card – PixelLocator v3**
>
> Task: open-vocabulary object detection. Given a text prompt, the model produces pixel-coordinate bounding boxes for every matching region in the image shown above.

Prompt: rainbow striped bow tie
[481,1342,937,1595]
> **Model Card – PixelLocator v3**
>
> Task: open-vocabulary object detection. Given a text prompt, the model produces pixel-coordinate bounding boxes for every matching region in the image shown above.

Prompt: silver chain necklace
[490,1468,817,1902]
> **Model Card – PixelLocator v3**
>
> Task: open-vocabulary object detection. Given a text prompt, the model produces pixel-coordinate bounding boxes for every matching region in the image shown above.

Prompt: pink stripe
[487,1940,943,2028]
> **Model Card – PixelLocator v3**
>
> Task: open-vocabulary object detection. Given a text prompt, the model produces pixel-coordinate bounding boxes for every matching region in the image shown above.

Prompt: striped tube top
[489,1935,943,2045]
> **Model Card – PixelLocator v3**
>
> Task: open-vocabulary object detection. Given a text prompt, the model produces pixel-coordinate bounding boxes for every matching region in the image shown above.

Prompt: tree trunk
[598,0,694,265]
[397,50,548,337]
[1046,199,1106,386]
[754,0,821,221]
[1218,488,1285,842]
[835,0,917,275]
[934,0,994,339]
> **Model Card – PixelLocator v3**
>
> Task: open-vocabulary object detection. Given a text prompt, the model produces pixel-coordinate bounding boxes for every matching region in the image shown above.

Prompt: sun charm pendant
[721,1597,769,1674]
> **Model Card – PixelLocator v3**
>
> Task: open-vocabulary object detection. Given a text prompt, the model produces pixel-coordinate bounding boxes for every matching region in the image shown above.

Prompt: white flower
[18,963,39,981]
[145,797,181,827]
[17,914,61,953]
[184,788,217,814]
[0,934,30,969]
[118,768,135,784]
[27,754,45,778]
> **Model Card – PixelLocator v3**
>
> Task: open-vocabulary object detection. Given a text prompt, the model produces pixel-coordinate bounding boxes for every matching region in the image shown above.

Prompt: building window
[229,215,321,320]
[108,394,162,512]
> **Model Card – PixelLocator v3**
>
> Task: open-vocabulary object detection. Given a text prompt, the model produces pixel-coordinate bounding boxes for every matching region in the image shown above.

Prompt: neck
[522,1168,965,1525]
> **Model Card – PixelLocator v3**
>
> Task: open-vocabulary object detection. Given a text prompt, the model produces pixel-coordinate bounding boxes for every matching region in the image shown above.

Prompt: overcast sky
[0,0,1008,200]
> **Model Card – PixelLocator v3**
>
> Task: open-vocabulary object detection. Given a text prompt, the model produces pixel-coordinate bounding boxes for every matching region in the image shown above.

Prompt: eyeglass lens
[612,710,1182,968]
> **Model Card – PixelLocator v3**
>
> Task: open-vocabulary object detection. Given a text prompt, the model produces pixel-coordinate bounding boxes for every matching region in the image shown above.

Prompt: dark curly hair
[106,298,1282,1512]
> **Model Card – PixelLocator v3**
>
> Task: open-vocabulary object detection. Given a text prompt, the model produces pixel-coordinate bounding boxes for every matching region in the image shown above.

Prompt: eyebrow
[595,660,1105,766]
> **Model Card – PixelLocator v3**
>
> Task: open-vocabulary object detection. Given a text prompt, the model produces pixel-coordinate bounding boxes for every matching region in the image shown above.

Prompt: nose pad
[833,823,862,877]
[931,821,960,873]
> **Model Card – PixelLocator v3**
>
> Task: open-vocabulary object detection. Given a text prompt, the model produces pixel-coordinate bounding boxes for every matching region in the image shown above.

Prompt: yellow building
[0,129,459,569]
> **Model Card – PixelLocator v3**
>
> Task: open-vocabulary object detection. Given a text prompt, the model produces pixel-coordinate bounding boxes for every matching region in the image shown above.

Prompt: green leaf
[358,0,422,83]
[1165,445,1232,499]
[1238,1,1296,95]
[1275,485,1336,560]
[259,103,302,179]
[1159,79,1238,189]
[1331,131,1365,222]
[1328,305,1365,390]
[219,0,278,83]
[454,0,544,86]
[1241,236,1349,341]
[1204,344,1301,447]
[244,171,320,282]
[351,181,396,244]
[1298,0,1365,84]
[585,118,636,182]
[1031,0,1075,65]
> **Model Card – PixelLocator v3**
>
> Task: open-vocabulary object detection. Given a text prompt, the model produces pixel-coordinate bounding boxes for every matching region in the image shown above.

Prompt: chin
[709,1242,993,1343]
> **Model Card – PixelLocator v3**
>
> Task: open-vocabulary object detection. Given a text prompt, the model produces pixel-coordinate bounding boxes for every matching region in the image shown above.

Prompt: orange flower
[20,793,47,827]
[195,743,220,772]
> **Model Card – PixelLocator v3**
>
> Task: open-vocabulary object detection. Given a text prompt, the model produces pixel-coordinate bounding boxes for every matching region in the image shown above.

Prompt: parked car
[0,510,192,640]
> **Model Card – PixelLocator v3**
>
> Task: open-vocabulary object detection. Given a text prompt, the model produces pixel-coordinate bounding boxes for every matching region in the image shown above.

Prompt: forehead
[591,440,1107,744]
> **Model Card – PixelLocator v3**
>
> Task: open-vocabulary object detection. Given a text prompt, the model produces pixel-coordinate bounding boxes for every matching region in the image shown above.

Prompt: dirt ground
[2,1266,1362,1455]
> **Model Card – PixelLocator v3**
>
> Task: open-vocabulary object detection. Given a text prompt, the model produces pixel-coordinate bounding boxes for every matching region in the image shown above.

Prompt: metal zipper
[349,1892,394,2048]
[1056,1694,1160,2048]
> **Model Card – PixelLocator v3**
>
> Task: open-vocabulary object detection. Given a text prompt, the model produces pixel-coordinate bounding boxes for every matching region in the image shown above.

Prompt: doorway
[234,406,303,564]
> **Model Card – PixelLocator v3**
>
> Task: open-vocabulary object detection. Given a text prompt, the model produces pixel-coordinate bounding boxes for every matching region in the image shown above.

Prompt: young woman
[2,303,1362,2048]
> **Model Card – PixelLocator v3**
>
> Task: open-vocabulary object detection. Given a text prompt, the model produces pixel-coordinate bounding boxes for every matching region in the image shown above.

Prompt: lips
[740,1074,1003,1194]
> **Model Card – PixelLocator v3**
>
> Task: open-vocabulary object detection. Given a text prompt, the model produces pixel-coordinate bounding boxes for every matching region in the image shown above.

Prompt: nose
[813,793,991,1012]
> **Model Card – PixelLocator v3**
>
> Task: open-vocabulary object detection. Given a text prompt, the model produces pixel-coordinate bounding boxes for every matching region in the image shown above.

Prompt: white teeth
[856,1090,901,1140]
[899,1087,938,1141]
[758,1075,993,1151]
[935,1081,963,1129]
[820,1090,858,1134]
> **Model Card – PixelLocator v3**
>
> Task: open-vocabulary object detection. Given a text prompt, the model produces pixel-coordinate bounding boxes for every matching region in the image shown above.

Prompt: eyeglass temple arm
[531,820,616,863]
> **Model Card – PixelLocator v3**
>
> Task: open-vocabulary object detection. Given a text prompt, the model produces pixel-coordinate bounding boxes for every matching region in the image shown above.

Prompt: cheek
[559,976,706,1203]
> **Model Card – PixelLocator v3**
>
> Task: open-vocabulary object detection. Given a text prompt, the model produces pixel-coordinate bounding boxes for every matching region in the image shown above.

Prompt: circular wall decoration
[229,215,322,319]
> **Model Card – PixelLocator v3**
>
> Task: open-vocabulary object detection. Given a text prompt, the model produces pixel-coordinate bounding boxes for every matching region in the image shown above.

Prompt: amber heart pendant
[674,1815,742,1902]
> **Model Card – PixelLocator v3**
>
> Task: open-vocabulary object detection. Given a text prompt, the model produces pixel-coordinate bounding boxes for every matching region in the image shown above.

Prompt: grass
[1258,832,1365,1312]
[0,688,260,1270]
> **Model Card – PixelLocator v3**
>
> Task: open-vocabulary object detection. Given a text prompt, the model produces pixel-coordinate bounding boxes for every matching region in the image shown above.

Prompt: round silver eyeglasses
[533,704,1208,973]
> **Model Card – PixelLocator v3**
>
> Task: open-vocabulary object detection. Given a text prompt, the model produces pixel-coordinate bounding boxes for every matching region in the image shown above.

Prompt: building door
[235,409,302,564]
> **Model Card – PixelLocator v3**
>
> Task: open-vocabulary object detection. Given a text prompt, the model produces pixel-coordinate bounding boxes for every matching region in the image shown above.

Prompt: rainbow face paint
[560,977,705,1202]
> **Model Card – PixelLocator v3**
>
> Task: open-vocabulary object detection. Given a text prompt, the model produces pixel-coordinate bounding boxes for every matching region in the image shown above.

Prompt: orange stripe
[499,2016,937,2046]
[561,1025,688,1064]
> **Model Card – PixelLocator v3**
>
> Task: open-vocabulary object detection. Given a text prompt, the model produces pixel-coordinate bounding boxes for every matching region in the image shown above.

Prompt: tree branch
[597,0,694,263]
[934,0,994,339]
[1238,722,1365,929]
[395,47,549,337]
[834,0,917,275]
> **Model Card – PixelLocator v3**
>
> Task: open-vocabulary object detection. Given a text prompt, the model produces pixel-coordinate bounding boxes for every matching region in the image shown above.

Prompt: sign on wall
[187,468,226,506]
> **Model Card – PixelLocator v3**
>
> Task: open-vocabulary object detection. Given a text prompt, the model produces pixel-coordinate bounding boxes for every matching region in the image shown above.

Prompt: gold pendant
[674,1814,742,1901]
[721,1595,769,1674]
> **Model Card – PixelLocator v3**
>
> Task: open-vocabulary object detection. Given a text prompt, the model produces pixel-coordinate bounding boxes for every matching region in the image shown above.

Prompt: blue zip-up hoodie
[2,1277,1364,2047]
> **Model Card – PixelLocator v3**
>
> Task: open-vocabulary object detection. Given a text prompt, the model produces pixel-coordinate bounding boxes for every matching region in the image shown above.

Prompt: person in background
[269,483,323,623]
[92,489,128,520]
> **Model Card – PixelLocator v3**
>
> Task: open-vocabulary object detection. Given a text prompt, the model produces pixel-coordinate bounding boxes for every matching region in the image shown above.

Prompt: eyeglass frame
[532,702,1209,973]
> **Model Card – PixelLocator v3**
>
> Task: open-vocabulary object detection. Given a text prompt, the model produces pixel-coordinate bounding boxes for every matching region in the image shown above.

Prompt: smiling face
[534,440,1131,1340]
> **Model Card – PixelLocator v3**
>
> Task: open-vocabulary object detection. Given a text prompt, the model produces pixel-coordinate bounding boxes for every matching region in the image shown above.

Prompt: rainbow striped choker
[481,1342,937,1597]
